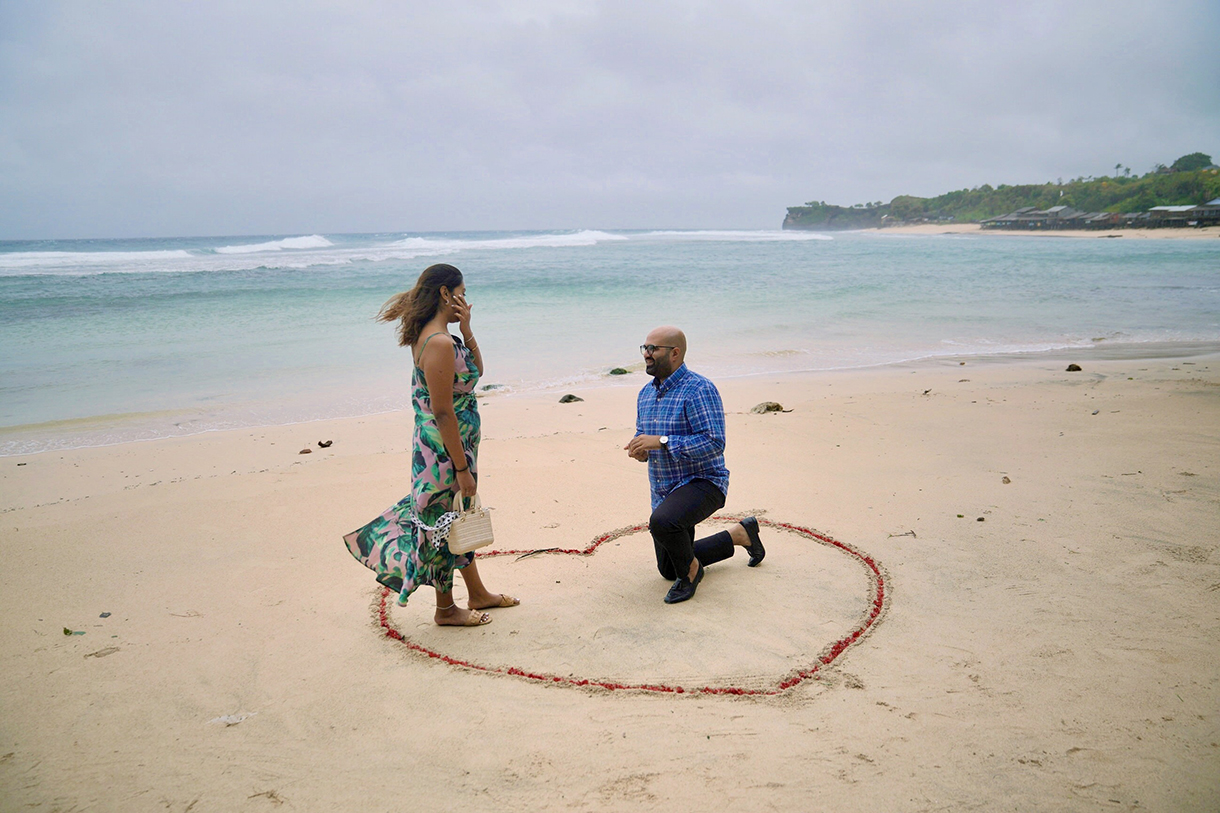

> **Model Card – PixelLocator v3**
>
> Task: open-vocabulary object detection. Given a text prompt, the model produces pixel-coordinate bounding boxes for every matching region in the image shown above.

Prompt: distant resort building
[980,199,1220,231]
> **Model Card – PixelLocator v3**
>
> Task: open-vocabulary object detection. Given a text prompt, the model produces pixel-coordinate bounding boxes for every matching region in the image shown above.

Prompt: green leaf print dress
[343,333,481,605]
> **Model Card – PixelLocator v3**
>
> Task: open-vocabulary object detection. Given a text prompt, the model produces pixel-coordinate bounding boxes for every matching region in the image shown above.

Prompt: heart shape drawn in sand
[373,516,889,696]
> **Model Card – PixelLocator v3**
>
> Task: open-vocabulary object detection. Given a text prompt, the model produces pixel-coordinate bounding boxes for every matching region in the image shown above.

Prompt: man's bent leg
[653,539,678,581]
[694,529,735,566]
[648,480,726,579]
[653,523,722,579]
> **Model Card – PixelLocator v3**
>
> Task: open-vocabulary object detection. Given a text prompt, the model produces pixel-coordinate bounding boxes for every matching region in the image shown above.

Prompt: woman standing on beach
[344,263,518,626]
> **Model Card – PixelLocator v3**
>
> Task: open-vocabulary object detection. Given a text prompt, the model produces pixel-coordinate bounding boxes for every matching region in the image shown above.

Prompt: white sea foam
[390,229,627,253]
[0,249,193,274]
[0,231,634,277]
[0,241,446,277]
[215,235,334,254]
[638,229,833,242]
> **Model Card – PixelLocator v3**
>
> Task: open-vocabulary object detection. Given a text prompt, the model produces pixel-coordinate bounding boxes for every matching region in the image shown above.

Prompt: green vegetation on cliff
[781,201,888,230]
[784,153,1220,229]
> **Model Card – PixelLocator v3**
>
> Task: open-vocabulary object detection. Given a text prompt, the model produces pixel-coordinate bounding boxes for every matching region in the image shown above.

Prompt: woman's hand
[453,293,473,339]
[456,468,477,499]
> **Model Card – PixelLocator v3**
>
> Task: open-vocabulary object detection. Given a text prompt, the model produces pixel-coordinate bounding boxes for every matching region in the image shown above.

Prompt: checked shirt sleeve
[666,381,726,461]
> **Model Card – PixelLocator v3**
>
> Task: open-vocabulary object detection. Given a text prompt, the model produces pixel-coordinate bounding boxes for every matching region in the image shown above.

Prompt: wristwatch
[659,435,669,448]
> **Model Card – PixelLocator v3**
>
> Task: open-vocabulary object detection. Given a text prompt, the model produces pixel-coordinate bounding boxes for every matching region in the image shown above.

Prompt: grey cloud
[1,1,1216,237]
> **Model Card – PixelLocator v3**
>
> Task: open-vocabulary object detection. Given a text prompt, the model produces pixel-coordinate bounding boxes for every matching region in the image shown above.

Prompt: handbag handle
[452,490,481,513]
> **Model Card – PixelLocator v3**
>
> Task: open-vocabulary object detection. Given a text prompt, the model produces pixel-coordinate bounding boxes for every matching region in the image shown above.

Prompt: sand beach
[875,223,1220,239]
[2,352,1217,810]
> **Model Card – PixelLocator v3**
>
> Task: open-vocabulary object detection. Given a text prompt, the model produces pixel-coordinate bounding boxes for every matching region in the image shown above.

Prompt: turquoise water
[1,229,1217,454]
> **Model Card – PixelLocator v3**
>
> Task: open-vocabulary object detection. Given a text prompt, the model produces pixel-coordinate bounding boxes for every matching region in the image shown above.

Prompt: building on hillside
[1147,205,1200,227]
[980,205,1114,230]
[1193,199,1220,226]
[982,200,1219,231]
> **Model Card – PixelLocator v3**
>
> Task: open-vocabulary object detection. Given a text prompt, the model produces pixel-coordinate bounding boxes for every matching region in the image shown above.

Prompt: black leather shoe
[742,517,766,567]
[664,562,704,604]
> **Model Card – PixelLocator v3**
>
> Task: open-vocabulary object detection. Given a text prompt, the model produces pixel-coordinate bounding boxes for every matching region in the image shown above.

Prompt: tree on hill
[1171,152,1213,172]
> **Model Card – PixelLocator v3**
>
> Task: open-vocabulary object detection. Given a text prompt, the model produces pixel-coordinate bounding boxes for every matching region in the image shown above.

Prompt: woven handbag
[446,491,495,554]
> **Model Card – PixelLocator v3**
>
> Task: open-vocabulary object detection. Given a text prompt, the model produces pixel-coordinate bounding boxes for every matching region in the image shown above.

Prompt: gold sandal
[469,594,520,610]
[436,604,492,626]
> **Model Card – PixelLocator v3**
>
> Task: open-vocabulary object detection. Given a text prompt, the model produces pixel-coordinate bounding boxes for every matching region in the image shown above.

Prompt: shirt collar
[652,362,689,396]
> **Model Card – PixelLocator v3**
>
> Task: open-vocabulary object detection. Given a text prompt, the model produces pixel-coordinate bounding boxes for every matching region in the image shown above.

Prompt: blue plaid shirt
[635,363,730,510]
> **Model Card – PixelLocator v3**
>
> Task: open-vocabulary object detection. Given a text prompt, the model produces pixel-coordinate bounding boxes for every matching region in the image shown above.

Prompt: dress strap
[413,331,454,367]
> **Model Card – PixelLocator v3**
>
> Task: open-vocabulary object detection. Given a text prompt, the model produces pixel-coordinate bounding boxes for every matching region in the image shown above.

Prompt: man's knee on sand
[648,504,689,540]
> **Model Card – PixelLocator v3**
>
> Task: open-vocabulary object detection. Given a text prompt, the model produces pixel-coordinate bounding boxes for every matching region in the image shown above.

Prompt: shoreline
[6,339,1220,458]
[865,222,1220,239]
[2,353,1218,809]
[6,230,1217,461]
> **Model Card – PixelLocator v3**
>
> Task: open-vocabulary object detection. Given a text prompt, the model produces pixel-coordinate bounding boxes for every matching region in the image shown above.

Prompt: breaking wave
[214,235,335,254]
[0,249,193,274]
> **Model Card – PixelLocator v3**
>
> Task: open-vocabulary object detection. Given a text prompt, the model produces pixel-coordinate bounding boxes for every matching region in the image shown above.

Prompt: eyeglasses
[640,345,677,356]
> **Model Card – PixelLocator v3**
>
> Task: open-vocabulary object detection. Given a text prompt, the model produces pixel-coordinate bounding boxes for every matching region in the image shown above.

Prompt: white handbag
[446,491,495,555]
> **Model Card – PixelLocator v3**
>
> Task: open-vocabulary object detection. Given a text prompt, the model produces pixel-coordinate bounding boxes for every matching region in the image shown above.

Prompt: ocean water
[1,229,1217,455]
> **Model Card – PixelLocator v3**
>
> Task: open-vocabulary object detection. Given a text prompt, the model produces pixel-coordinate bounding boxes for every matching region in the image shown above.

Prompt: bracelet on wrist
[454,463,469,473]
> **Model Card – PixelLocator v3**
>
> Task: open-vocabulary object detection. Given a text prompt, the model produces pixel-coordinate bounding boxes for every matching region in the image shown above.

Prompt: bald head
[646,326,686,358]
[643,325,687,380]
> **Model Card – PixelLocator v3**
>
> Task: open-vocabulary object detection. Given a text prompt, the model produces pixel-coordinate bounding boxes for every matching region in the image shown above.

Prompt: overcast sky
[1,1,1217,239]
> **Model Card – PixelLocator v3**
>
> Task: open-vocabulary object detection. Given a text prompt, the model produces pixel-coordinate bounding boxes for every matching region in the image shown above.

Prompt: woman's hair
[376,263,464,347]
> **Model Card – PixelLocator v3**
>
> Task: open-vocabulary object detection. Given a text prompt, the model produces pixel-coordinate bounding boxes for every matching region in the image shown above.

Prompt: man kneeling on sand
[624,326,766,603]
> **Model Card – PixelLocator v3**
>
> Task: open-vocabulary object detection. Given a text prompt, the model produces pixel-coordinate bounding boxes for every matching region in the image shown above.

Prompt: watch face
[660,435,669,445]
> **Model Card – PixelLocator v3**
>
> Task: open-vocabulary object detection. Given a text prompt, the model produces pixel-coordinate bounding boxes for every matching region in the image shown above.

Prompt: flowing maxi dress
[343,333,480,605]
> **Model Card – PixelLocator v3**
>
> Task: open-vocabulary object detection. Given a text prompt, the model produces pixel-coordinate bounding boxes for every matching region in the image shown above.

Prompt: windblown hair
[376,264,464,347]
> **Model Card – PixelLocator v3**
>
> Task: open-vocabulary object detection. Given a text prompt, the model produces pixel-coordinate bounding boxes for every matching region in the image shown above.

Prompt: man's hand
[624,434,662,462]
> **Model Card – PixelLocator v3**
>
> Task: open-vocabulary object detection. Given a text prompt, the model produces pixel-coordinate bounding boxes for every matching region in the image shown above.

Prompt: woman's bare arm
[421,337,477,496]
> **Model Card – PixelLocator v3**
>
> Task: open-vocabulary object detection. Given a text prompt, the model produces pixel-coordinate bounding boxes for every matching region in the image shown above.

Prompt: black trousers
[649,479,736,580]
